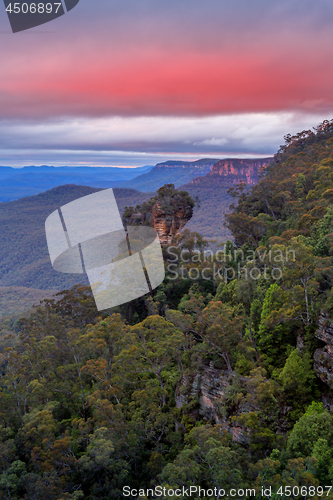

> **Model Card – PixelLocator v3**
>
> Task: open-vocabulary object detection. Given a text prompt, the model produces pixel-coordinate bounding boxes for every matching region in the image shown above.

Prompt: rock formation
[314,314,333,388]
[151,201,193,245]
[122,184,195,246]
[190,157,274,187]
[175,365,264,445]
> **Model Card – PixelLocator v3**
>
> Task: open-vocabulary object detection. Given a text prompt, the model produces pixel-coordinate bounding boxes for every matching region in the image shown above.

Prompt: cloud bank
[0,0,333,165]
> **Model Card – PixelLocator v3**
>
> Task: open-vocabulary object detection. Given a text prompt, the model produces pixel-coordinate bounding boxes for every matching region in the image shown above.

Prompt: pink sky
[0,0,333,165]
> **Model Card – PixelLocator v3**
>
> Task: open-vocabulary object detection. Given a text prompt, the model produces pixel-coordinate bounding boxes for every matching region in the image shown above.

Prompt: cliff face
[124,202,193,246]
[190,158,274,187]
[151,201,192,246]
[314,314,333,389]
[123,185,194,246]
[175,366,265,445]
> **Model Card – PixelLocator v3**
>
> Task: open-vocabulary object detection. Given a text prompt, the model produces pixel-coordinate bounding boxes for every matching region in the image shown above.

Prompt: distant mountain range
[0,158,273,203]
[0,165,153,202]
[0,157,275,314]
[120,159,219,192]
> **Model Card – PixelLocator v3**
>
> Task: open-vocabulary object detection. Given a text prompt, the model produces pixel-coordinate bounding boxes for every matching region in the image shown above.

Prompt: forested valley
[1,121,333,499]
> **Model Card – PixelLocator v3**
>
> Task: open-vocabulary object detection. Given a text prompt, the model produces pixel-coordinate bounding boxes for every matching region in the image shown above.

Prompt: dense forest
[1,121,333,499]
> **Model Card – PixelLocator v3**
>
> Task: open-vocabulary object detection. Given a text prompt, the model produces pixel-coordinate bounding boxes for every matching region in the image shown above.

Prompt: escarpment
[190,157,274,187]
[122,184,195,245]
[314,314,333,389]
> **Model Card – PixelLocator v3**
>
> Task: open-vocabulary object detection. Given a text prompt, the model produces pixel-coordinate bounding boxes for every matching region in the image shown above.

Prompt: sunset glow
[1,0,333,164]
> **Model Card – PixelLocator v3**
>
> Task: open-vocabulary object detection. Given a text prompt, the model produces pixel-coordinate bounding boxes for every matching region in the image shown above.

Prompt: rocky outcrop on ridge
[190,158,274,187]
[122,184,195,245]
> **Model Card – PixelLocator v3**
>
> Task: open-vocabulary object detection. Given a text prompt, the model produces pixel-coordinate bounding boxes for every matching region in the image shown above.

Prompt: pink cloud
[1,26,333,119]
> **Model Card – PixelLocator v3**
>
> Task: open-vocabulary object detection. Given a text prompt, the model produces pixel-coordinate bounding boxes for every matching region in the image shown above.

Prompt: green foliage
[1,120,333,497]
[159,425,243,497]
[257,284,295,368]
[286,402,333,482]
[279,350,318,422]
[225,120,333,247]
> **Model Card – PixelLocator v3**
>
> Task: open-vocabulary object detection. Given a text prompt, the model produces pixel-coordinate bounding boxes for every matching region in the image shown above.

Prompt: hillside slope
[0,185,153,291]
[226,120,333,246]
[178,158,273,241]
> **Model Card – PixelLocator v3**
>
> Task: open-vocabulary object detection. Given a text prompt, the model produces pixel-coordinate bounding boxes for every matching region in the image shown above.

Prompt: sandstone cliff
[314,314,333,389]
[122,184,195,246]
[190,157,274,187]
[174,365,276,445]
[151,201,193,245]
[178,157,274,242]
